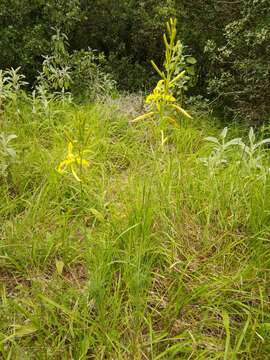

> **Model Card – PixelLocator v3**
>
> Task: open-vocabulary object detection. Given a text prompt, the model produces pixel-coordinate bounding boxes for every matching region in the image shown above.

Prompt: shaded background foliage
[0,0,269,121]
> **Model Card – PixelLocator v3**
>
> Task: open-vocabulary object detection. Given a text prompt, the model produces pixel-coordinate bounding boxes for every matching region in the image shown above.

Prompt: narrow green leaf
[132,111,156,123]
[0,324,38,344]
[151,60,165,79]
[170,104,192,119]
[223,311,231,360]
[234,314,251,356]
[169,71,186,86]
[90,208,105,222]
[55,259,65,275]
[186,56,197,64]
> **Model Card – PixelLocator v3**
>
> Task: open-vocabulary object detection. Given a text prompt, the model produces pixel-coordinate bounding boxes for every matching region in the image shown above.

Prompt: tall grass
[0,99,269,359]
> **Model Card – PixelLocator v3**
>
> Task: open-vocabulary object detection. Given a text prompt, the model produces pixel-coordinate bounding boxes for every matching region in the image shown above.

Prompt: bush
[36,31,116,102]
[1,0,270,122]
[204,0,270,123]
[71,49,116,101]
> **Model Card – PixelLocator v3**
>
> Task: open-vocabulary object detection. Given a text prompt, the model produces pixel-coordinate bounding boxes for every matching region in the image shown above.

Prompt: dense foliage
[0,0,269,119]
[1,81,270,359]
[1,5,270,358]
[204,0,270,122]
[0,0,173,88]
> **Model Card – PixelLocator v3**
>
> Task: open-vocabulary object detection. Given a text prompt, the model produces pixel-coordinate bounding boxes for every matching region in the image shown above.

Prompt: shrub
[204,0,270,123]
[36,30,116,101]
[71,49,116,101]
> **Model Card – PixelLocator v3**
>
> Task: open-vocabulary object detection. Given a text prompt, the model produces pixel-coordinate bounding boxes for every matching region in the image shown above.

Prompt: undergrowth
[0,18,269,360]
[0,98,269,359]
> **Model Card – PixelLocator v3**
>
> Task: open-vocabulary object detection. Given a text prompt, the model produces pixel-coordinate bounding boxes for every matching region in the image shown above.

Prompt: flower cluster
[57,141,89,182]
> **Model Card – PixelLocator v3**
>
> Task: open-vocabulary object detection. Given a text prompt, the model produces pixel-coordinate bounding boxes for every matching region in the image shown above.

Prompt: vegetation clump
[0,11,270,360]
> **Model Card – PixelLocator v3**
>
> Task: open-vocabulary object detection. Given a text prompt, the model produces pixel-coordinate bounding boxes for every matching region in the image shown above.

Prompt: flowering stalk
[57,141,89,182]
[133,18,192,129]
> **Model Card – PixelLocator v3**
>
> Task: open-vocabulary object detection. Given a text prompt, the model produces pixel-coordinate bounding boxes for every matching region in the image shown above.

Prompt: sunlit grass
[0,99,269,359]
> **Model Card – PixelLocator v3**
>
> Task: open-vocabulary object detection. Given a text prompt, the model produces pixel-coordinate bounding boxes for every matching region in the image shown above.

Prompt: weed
[0,26,270,360]
[199,127,242,176]
[133,19,192,130]
[57,141,89,182]
[0,132,17,178]
[239,127,270,175]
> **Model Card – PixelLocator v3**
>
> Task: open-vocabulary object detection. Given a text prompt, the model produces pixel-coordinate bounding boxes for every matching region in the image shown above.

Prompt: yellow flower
[146,80,176,110]
[164,94,176,103]
[57,141,89,182]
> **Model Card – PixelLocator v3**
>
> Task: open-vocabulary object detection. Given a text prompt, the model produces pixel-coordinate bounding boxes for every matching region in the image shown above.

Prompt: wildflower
[57,141,89,182]
[132,18,192,126]
[146,80,176,111]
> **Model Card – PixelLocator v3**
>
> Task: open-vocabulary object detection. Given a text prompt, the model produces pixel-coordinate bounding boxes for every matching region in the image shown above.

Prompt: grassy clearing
[0,99,270,359]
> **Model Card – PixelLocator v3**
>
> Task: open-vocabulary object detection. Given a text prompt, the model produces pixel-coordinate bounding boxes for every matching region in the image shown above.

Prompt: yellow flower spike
[132,18,192,130]
[57,141,89,182]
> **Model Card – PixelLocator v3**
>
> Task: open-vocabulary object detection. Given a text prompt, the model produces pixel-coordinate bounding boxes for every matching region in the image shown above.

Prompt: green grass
[0,99,270,359]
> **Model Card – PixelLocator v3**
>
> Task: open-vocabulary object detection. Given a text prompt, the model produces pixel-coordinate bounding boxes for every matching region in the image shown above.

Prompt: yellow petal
[170,104,192,119]
[146,94,155,103]
[156,80,164,90]
[132,112,156,123]
[76,157,89,168]
[164,94,176,102]
[68,142,73,155]
[71,164,81,182]
[57,160,69,173]
[81,159,89,167]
